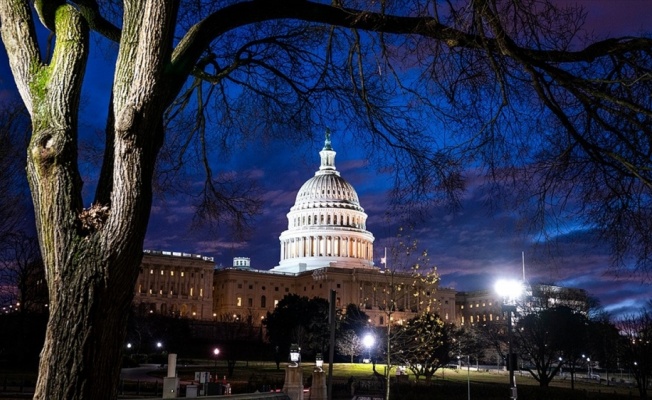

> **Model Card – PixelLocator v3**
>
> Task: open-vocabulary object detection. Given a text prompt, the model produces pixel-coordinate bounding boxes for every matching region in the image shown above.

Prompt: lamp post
[213,348,220,382]
[558,357,563,377]
[315,353,324,372]
[582,354,592,379]
[495,279,523,400]
[289,344,301,367]
[284,344,304,400]
[362,333,375,363]
[458,355,471,400]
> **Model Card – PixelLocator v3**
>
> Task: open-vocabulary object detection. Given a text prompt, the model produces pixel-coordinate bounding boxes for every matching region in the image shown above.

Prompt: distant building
[133,250,215,319]
[213,261,457,327]
[455,284,591,327]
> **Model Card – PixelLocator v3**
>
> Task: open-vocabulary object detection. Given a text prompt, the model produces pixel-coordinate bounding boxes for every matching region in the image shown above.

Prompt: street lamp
[582,354,592,379]
[362,333,375,363]
[495,279,523,400]
[315,353,324,372]
[289,344,301,367]
[213,348,220,382]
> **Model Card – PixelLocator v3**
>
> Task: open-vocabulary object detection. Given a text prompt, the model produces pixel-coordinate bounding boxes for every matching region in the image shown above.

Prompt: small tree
[336,329,362,363]
[453,325,490,369]
[366,227,439,399]
[617,304,652,399]
[516,306,588,387]
[394,313,451,382]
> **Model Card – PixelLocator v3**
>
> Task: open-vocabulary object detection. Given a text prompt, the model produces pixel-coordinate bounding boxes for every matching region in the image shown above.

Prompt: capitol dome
[272,131,376,273]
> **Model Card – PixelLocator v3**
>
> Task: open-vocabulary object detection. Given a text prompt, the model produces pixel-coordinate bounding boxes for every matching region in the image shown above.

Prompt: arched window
[261,295,267,308]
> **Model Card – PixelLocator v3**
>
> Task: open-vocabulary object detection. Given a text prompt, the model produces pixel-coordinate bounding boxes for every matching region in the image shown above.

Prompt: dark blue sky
[1,1,651,318]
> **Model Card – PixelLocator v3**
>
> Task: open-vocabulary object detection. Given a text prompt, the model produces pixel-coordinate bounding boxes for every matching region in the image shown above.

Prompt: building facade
[133,250,215,319]
[212,261,457,327]
[455,284,591,327]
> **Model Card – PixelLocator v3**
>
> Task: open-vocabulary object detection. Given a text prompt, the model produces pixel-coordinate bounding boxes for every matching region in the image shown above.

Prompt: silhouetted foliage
[263,294,330,360]
[516,306,589,387]
[617,303,652,399]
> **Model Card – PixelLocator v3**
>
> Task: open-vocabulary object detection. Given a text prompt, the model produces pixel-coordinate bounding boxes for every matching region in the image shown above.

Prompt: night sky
[1,1,651,318]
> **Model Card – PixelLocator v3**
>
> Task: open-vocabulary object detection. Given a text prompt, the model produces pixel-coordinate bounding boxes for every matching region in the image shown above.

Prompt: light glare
[494,279,523,301]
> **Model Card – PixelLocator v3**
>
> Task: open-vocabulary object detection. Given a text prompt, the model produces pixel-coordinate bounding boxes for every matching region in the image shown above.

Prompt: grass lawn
[155,361,642,400]
[1,361,642,400]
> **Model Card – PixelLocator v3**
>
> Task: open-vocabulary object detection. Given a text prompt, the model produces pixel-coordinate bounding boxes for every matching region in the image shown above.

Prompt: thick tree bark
[1,1,167,398]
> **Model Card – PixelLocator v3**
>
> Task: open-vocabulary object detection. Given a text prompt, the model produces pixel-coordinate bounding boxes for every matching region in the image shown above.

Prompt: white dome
[272,131,375,273]
[293,174,362,211]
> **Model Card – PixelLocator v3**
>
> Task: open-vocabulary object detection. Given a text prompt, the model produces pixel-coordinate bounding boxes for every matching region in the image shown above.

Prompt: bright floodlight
[494,279,523,302]
[213,348,220,356]
[363,333,375,349]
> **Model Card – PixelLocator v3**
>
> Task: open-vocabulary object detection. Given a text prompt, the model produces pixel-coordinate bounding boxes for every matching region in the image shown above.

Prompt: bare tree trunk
[0,2,165,397]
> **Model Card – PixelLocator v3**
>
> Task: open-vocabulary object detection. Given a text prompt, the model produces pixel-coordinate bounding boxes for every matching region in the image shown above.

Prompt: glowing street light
[213,347,220,382]
[494,279,524,303]
[495,279,523,400]
[363,333,375,362]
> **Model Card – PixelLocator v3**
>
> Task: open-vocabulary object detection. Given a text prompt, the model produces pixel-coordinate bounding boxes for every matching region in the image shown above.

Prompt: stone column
[310,370,327,400]
[163,353,179,398]
[283,365,304,400]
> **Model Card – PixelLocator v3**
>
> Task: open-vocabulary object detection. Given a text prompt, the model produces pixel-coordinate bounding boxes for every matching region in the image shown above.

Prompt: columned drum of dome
[271,131,376,273]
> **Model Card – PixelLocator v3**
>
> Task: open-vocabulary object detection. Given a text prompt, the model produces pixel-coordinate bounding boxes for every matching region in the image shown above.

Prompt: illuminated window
[181,272,185,277]
[161,270,164,275]
[274,300,279,307]
[190,287,194,296]
[170,271,174,276]
[237,297,242,307]
[200,288,203,297]
[150,269,153,275]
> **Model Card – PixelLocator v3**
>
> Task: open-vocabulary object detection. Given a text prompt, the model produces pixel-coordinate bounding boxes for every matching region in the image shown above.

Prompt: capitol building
[133,133,587,328]
[133,132,456,326]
